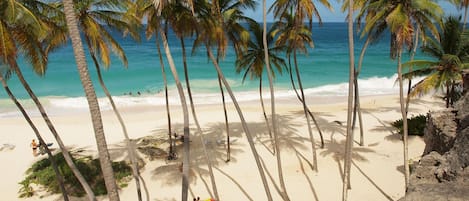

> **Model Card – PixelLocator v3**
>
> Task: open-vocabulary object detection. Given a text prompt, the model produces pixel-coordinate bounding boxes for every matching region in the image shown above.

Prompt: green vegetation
[391,114,428,136]
[19,152,132,198]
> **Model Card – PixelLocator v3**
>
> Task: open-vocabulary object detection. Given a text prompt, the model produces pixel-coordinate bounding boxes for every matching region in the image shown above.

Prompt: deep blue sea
[0,23,429,117]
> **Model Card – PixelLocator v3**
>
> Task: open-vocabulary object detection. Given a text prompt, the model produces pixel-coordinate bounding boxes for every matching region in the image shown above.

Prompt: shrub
[19,152,132,198]
[391,114,427,136]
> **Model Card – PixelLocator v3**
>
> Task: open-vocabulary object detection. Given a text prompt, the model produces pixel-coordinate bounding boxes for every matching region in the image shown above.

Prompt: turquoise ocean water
[0,23,427,117]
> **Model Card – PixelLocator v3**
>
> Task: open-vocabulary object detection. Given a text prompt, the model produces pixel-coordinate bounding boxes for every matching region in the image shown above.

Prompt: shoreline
[0,93,444,201]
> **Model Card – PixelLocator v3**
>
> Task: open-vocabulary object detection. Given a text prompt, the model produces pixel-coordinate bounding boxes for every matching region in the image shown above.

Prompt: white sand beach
[0,94,444,201]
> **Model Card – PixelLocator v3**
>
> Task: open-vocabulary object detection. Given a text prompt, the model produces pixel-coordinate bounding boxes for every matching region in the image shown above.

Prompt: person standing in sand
[30,139,38,156]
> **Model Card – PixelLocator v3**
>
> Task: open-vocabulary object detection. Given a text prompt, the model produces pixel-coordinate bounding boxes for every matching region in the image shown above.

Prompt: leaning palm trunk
[155,35,173,155]
[207,45,273,201]
[259,77,274,153]
[62,0,119,200]
[397,50,410,189]
[263,0,289,200]
[87,45,143,201]
[353,35,373,146]
[158,28,191,201]
[293,51,318,173]
[343,1,355,200]
[217,74,231,161]
[181,38,219,201]
[11,63,96,201]
[0,72,69,201]
[287,60,324,148]
[405,28,419,114]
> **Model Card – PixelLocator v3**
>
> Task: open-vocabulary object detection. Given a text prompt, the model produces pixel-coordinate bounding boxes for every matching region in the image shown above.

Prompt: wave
[0,74,420,117]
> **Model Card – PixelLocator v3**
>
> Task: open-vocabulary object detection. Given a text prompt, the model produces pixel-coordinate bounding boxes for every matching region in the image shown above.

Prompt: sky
[245,0,464,22]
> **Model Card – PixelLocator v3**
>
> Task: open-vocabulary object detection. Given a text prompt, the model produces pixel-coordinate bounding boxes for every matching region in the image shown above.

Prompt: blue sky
[245,0,464,22]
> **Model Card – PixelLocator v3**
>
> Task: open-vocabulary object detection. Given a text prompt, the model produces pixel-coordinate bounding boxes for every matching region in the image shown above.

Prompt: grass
[391,114,427,136]
[19,152,132,198]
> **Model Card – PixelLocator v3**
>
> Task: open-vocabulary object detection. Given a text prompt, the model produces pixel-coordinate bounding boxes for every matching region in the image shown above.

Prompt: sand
[0,93,444,201]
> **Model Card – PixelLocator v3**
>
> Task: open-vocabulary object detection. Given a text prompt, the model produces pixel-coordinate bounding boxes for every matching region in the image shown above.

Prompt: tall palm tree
[195,2,273,199]
[165,1,220,199]
[137,0,174,160]
[62,0,120,200]
[403,16,469,107]
[236,21,286,152]
[1,1,96,200]
[136,0,192,199]
[362,0,443,189]
[204,0,256,161]
[271,12,322,174]
[0,70,68,201]
[343,0,356,199]
[451,0,469,29]
[72,0,143,199]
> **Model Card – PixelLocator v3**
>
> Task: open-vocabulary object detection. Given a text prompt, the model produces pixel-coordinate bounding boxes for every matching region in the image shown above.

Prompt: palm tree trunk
[0,71,69,201]
[11,62,96,201]
[62,0,119,200]
[259,77,274,153]
[207,46,273,201]
[353,35,371,147]
[288,59,324,148]
[293,51,318,173]
[217,74,231,161]
[398,50,410,190]
[86,44,143,201]
[181,37,219,201]
[343,1,355,200]
[158,27,191,201]
[405,28,419,115]
[263,0,289,199]
[155,34,173,156]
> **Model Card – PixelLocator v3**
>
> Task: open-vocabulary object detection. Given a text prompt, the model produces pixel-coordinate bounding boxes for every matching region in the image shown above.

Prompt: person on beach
[30,139,38,156]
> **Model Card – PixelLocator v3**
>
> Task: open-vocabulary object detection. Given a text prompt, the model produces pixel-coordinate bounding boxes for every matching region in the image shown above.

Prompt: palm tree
[343,0,356,199]
[0,70,68,201]
[136,0,192,199]
[165,1,220,199]
[235,21,286,152]
[72,0,143,199]
[361,0,443,189]
[1,1,96,200]
[194,2,273,199]
[137,0,174,161]
[403,16,469,108]
[271,0,332,29]
[205,0,256,162]
[271,11,323,174]
[62,0,120,200]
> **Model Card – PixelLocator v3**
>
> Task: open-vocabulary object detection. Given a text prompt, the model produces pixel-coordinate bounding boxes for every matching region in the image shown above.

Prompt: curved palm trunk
[217,74,231,161]
[86,43,143,201]
[11,63,96,201]
[155,34,173,156]
[343,2,355,200]
[0,72,69,201]
[287,59,324,148]
[181,37,219,201]
[207,46,273,201]
[293,50,318,173]
[158,28,191,201]
[62,0,119,200]
[353,36,372,147]
[397,50,410,189]
[405,28,419,114]
[259,77,274,153]
[263,1,289,200]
